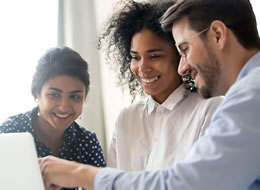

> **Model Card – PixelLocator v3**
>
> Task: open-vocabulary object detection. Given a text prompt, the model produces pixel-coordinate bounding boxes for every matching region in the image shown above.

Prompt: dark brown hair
[31,46,90,99]
[160,0,260,50]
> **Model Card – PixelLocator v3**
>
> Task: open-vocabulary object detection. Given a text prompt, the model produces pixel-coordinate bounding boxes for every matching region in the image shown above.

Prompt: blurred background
[0,0,260,157]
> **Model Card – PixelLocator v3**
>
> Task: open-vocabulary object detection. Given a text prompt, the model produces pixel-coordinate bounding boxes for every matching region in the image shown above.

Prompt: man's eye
[180,47,188,56]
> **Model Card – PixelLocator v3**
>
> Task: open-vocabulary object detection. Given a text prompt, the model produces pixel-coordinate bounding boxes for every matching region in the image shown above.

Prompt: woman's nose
[139,58,152,73]
[58,98,70,111]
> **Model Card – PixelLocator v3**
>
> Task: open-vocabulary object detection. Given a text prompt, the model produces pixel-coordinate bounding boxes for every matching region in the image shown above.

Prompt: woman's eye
[130,55,140,61]
[70,95,82,100]
[48,93,59,98]
[150,55,161,59]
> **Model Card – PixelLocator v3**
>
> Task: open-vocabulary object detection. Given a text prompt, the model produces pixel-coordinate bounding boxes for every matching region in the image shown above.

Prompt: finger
[45,180,54,190]
[39,157,48,171]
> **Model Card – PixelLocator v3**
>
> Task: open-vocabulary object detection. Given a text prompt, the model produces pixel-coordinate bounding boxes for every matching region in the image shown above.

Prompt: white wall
[251,0,260,32]
[0,1,57,123]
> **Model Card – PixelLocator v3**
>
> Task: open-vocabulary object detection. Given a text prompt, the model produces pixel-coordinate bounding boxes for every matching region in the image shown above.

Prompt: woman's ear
[209,20,227,50]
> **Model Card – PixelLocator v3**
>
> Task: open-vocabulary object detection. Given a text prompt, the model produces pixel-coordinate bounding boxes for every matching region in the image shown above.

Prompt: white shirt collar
[146,84,189,114]
[237,51,260,81]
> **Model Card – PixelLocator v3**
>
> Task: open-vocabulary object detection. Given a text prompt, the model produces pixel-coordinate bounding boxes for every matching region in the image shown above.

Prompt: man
[40,0,260,189]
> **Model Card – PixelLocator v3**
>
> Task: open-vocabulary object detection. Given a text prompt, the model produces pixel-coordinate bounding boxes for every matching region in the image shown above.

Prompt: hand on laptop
[39,156,100,190]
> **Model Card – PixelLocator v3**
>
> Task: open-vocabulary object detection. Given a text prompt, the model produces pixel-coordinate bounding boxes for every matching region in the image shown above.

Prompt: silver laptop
[0,132,45,190]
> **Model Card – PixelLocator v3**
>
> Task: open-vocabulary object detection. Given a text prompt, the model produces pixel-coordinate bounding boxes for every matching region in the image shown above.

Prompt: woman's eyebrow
[48,87,62,92]
[69,90,84,94]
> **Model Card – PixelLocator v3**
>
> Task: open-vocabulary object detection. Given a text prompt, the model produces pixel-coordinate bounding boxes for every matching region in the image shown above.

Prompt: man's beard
[197,51,221,99]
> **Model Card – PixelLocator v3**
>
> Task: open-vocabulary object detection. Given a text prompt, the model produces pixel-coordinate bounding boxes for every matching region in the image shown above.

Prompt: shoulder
[114,99,148,128]
[73,122,96,136]
[205,67,260,136]
[219,70,260,113]
[231,66,260,96]
[118,99,148,117]
[72,122,99,141]
[0,111,32,133]
[185,93,224,113]
[198,96,224,109]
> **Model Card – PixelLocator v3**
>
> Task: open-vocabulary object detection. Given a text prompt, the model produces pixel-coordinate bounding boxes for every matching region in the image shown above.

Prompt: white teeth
[55,113,70,118]
[141,76,159,83]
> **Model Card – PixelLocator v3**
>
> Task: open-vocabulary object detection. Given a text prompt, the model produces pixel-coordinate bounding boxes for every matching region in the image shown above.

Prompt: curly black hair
[98,0,176,100]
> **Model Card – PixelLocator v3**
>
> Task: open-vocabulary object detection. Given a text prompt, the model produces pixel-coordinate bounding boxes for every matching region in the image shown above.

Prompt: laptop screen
[0,132,45,190]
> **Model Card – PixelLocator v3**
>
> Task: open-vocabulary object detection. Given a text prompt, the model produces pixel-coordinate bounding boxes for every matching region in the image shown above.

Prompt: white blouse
[108,85,224,171]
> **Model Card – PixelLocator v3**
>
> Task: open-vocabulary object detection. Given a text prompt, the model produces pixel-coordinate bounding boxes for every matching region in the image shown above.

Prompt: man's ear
[209,20,227,50]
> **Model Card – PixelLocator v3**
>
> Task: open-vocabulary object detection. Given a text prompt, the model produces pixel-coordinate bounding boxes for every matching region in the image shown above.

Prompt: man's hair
[160,0,260,50]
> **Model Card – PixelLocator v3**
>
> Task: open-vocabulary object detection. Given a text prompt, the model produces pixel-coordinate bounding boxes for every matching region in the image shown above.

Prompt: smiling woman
[129,28,181,104]
[0,47,106,190]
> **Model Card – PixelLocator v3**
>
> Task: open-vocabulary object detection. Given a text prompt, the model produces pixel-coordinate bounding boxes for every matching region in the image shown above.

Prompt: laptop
[0,132,45,190]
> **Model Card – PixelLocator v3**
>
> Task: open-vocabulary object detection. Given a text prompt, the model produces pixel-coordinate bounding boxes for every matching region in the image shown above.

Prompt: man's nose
[178,57,191,76]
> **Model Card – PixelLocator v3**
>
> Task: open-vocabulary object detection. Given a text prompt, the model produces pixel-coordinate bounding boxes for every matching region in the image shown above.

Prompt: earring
[35,98,39,103]
[182,75,197,92]
[37,106,40,117]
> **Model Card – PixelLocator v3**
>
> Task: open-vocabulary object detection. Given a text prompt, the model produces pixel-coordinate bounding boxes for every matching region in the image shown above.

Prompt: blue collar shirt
[95,51,260,190]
